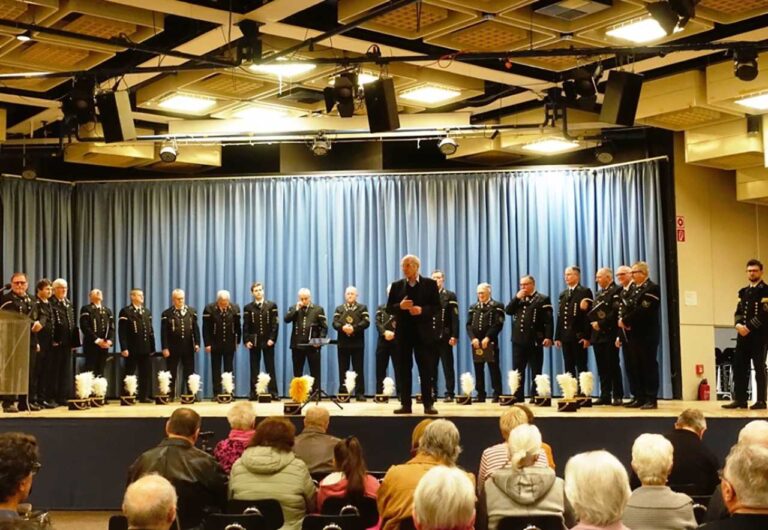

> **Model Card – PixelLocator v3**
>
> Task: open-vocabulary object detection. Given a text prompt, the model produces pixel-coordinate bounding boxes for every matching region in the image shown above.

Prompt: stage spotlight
[734,48,759,82]
[62,77,96,127]
[159,139,178,163]
[438,136,458,156]
[646,0,699,36]
[21,162,38,180]
[563,67,597,110]
[323,72,358,117]
[595,141,615,164]
[311,134,330,156]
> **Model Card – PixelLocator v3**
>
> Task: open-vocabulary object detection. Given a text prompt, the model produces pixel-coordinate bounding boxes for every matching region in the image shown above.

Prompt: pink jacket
[317,472,381,530]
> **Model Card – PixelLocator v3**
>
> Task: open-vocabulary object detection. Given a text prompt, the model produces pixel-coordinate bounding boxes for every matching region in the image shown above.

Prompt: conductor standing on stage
[387,254,441,415]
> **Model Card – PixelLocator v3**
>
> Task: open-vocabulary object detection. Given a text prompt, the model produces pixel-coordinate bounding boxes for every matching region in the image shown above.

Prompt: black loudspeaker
[96,90,136,143]
[364,78,400,133]
[599,71,643,127]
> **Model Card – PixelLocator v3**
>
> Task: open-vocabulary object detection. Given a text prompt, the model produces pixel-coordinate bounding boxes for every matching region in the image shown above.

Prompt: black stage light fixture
[646,0,699,35]
[238,20,262,64]
[323,72,358,117]
[563,67,597,110]
[62,77,96,127]
[734,48,759,82]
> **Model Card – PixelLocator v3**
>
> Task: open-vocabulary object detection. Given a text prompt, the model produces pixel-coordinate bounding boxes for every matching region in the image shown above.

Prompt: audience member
[701,443,768,529]
[229,417,316,530]
[378,420,474,530]
[565,450,631,530]
[0,433,39,520]
[410,419,434,457]
[413,466,475,530]
[123,474,177,530]
[513,404,556,468]
[622,433,696,530]
[293,406,341,474]
[127,408,227,530]
[214,402,256,474]
[483,424,575,530]
[317,436,380,509]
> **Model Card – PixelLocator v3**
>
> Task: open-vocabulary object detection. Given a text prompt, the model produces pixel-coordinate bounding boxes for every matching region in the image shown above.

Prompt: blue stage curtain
[70,158,671,398]
[0,178,73,287]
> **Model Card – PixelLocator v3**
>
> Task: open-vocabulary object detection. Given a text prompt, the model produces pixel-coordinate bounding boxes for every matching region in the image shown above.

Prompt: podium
[298,337,342,410]
[0,312,31,396]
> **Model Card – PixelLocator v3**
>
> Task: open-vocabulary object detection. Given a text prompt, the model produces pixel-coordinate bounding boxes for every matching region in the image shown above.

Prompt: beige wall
[674,133,768,399]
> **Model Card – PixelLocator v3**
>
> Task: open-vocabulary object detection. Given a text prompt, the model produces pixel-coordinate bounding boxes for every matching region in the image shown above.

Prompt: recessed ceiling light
[248,60,317,78]
[522,137,581,154]
[605,16,681,43]
[735,93,768,111]
[157,94,217,113]
[231,105,289,120]
[16,31,31,42]
[399,84,461,104]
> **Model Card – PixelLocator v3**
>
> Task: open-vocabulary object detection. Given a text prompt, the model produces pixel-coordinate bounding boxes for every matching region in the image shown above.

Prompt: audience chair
[227,499,284,530]
[398,517,416,530]
[367,471,387,481]
[321,496,378,528]
[302,513,363,530]
[205,513,266,530]
[108,515,128,530]
[693,503,708,525]
[497,515,564,530]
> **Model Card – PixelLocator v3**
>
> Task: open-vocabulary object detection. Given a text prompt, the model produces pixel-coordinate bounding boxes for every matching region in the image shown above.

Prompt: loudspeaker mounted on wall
[364,78,400,133]
[96,90,137,143]
[599,71,643,127]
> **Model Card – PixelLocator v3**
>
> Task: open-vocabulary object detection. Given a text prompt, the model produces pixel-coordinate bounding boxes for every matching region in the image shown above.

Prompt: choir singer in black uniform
[284,288,327,394]
[375,284,398,395]
[431,270,459,402]
[505,275,553,403]
[467,282,505,402]
[333,286,370,401]
[79,289,115,378]
[119,289,156,403]
[203,290,241,397]
[554,266,593,393]
[161,289,200,399]
[243,282,279,400]
[588,268,624,406]
[387,254,441,415]
[723,259,768,410]
[33,279,55,409]
[50,278,80,405]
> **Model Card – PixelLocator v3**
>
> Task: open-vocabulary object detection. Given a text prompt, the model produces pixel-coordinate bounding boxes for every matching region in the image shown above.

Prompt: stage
[1,399,757,511]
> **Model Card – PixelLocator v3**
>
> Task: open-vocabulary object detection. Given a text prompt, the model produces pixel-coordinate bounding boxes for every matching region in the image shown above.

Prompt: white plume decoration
[557,373,578,400]
[221,372,235,395]
[157,370,172,395]
[75,372,94,400]
[187,373,201,395]
[579,371,594,397]
[91,376,108,398]
[508,370,520,396]
[460,372,475,396]
[256,372,271,395]
[124,375,138,396]
[534,374,551,398]
[302,374,315,391]
[382,377,395,396]
[344,371,357,394]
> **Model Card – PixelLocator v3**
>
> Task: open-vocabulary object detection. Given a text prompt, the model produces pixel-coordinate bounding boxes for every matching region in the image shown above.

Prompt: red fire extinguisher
[698,378,711,401]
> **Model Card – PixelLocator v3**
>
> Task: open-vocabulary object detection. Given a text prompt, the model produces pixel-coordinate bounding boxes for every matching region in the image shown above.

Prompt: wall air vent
[533,0,612,21]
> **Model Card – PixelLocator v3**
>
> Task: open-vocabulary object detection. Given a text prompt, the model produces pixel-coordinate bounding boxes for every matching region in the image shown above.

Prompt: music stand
[299,328,342,410]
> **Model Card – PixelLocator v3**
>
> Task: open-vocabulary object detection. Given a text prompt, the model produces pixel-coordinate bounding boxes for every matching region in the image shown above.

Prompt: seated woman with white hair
[622,434,696,530]
[483,424,575,530]
[214,401,257,474]
[413,466,475,530]
[565,450,631,530]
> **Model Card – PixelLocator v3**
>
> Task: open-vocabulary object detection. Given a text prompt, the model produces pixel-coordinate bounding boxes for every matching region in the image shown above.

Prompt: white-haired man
[467,283,505,402]
[203,290,241,397]
[119,288,156,403]
[565,450,632,530]
[79,289,115,378]
[284,288,327,393]
[332,286,370,400]
[414,466,476,530]
[49,278,80,405]
[123,474,177,530]
[161,289,200,399]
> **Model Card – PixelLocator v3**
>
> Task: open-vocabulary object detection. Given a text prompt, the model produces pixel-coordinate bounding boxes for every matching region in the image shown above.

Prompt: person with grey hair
[294,406,340,473]
[119,289,156,403]
[483,424,575,530]
[589,267,624,405]
[213,402,257,474]
[701,443,768,529]
[122,474,177,530]
[467,283,505,402]
[203,290,241,397]
[378,420,474,530]
[622,434,696,530]
[555,266,593,395]
[79,288,115,378]
[565,450,631,530]
[285,288,327,394]
[49,277,80,405]
[414,466,475,530]
[161,289,200,399]
[333,286,370,400]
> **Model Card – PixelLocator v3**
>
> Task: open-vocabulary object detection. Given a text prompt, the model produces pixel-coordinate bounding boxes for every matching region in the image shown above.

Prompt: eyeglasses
[630,271,643,275]
[12,281,27,285]
[30,462,41,476]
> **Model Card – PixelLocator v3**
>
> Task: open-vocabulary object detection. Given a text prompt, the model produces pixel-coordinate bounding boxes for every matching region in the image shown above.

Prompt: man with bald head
[293,405,340,473]
[285,288,327,394]
[161,289,200,399]
[387,255,441,415]
[203,291,241,397]
[122,474,177,530]
[333,286,370,400]
[79,289,115,378]
[119,289,156,403]
[589,268,623,405]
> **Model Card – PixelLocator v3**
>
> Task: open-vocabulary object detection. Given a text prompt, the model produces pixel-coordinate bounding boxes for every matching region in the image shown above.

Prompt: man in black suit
[505,275,553,402]
[161,289,200,399]
[619,261,661,409]
[614,265,634,403]
[589,268,624,406]
[431,270,459,402]
[555,266,593,394]
[468,283,505,402]
[375,284,398,395]
[119,288,156,403]
[284,288,327,394]
[79,289,115,378]
[243,282,279,399]
[203,290,241,397]
[332,286,370,400]
[50,278,80,405]
[33,279,55,409]
[387,254,441,415]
